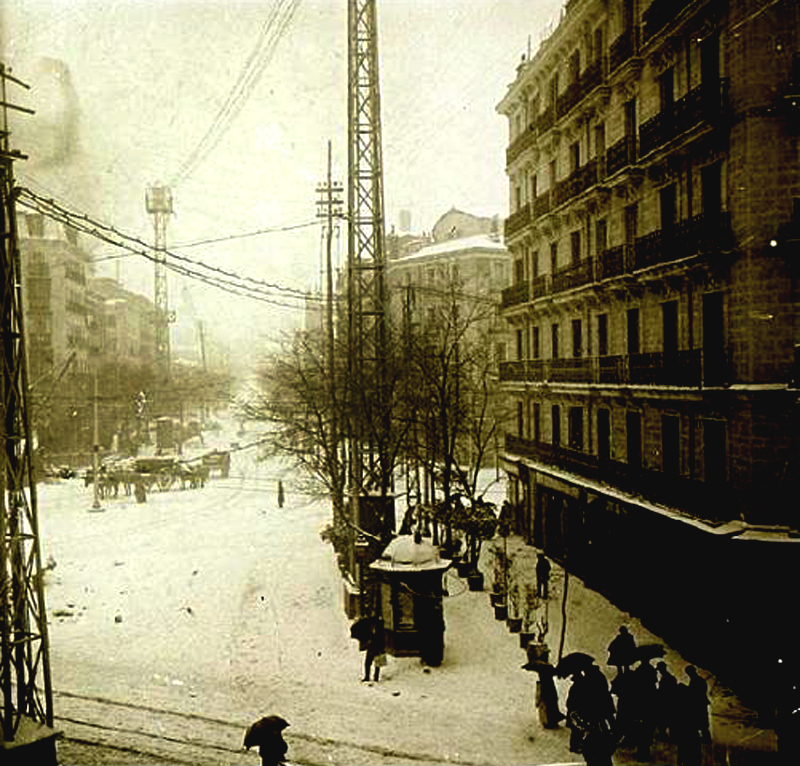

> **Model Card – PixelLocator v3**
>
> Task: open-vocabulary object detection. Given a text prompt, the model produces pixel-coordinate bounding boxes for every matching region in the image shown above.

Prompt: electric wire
[169,0,302,186]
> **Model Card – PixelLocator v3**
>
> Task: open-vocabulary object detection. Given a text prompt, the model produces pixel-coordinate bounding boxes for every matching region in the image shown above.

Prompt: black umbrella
[555,651,596,678]
[349,616,373,642]
[243,715,290,749]
[636,643,666,661]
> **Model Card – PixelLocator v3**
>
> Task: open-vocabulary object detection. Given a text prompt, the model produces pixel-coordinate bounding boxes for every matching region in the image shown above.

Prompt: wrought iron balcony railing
[500,280,530,309]
[506,124,538,165]
[552,258,595,294]
[642,0,694,43]
[605,134,636,176]
[533,191,552,219]
[504,203,531,239]
[609,26,639,74]
[531,274,551,299]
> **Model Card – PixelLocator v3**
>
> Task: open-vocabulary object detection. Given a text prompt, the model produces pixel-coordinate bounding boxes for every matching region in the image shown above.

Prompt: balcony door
[703,292,725,385]
[626,411,642,469]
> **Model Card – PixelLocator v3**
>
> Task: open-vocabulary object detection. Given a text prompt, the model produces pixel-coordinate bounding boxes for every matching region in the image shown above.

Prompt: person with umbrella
[556,653,596,753]
[244,715,290,766]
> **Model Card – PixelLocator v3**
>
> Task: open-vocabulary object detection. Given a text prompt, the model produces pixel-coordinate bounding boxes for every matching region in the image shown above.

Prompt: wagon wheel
[157,469,174,491]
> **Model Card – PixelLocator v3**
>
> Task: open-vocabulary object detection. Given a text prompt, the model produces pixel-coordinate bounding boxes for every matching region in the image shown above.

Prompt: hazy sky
[2,0,563,361]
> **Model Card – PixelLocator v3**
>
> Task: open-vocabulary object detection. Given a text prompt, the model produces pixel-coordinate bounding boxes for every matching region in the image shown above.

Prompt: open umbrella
[243,715,290,750]
[555,651,596,678]
[635,643,666,661]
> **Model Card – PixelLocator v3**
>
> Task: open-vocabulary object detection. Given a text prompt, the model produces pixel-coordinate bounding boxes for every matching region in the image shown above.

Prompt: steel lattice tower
[347,0,389,515]
[0,64,55,748]
[145,185,173,391]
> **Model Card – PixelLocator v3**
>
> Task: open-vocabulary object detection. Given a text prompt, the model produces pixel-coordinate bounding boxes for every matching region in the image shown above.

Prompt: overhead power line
[169,0,302,186]
[16,187,325,309]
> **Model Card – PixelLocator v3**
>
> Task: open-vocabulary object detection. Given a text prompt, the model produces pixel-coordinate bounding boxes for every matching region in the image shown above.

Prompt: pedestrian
[277,479,285,508]
[363,615,386,682]
[523,656,564,729]
[685,665,711,742]
[535,553,551,598]
[566,669,591,753]
[672,683,703,766]
[607,626,636,675]
[629,659,658,760]
[243,715,290,766]
[655,661,678,742]
[584,663,616,732]
[134,480,147,503]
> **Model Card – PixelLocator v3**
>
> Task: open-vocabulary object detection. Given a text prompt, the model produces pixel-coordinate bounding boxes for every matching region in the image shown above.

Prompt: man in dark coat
[655,661,678,742]
[607,626,636,674]
[535,553,551,598]
[685,665,711,742]
[363,615,386,682]
[630,659,658,760]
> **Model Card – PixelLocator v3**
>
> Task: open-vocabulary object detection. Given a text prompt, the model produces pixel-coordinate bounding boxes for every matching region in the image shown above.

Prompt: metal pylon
[347,0,389,495]
[0,64,54,743]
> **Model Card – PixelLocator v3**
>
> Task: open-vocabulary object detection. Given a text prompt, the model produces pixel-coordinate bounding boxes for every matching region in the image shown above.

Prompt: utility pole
[91,373,101,510]
[145,184,174,415]
[0,63,57,759]
[316,141,343,518]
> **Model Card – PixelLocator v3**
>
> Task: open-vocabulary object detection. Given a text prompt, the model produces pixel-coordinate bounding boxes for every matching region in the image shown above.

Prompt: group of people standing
[530,626,711,766]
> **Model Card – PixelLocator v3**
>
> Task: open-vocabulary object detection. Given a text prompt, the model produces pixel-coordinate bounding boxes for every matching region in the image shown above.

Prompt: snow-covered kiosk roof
[369,535,451,573]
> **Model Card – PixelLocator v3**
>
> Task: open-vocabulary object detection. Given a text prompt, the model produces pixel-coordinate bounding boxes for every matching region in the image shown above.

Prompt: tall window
[625,203,638,244]
[662,414,680,474]
[517,401,524,438]
[549,159,557,190]
[532,250,540,278]
[701,163,722,218]
[595,122,606,158]
[597,408,611,461]
[534,403,542,442]
[516,328,525,360]
[552,405,561,447]
[551,323,560,359]
[626,411,642,468]
[703,292,725,385]
[572,319,583,358]
[569,407,584,451]
[598,313,609,356]
[627,308,640,355]
[624,98,637,160]
[662,301,678,357]
[703,419,726,482]
[659,67,674,112]
[569,49,581,83]
[550,242,558,274]
[570,141,580,174]
[571,230,581,264]
[660,184,677,238]
[514,258,525,284]
[595,218,608,255]
[533,326,541,359]
[594,26,604,63]
[531,173,538,200]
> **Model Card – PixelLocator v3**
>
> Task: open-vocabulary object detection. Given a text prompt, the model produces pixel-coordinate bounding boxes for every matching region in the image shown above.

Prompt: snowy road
[38,441,581,765]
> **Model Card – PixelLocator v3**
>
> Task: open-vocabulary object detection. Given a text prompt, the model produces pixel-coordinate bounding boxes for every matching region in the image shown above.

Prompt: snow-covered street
[37,432,777,765]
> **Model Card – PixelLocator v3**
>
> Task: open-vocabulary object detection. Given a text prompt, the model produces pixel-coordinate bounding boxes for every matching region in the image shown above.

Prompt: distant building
[496,0,799,706]
[18,212,94,455]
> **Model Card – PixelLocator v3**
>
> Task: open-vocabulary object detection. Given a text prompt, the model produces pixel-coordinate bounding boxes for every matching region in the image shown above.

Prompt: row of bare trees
[239,280,510,569]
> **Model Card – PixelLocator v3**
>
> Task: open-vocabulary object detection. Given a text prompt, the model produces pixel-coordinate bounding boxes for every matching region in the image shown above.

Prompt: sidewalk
[54,532,778,766]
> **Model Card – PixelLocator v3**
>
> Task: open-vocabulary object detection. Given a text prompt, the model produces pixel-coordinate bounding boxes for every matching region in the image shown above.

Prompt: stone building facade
[496,0,799,704]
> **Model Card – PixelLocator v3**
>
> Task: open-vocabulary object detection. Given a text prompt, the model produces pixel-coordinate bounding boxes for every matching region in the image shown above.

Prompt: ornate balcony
[552,258,595,294]
[533,191,551,219]
[505,433,736,520]
[557,78,583,120]
[606,135,636,176]
[499,361,526,382]
[597,245,631,280]
[629,351,701,386]
[639,80,728,157]
[504,203,531,239]
[538,104,555,135]
[550,357,594,383]
[532,274,551,299]
[555,158,599,207]
[501,280,530,309]
[506,124,538,166]
[642,0,694,43]
[609,26,639,74]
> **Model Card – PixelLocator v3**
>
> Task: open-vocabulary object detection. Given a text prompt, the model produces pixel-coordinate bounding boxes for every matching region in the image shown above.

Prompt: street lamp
[90,372,102,511]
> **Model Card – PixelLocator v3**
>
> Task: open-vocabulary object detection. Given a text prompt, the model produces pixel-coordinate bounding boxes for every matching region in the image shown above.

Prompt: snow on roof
[393,234,507,264]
